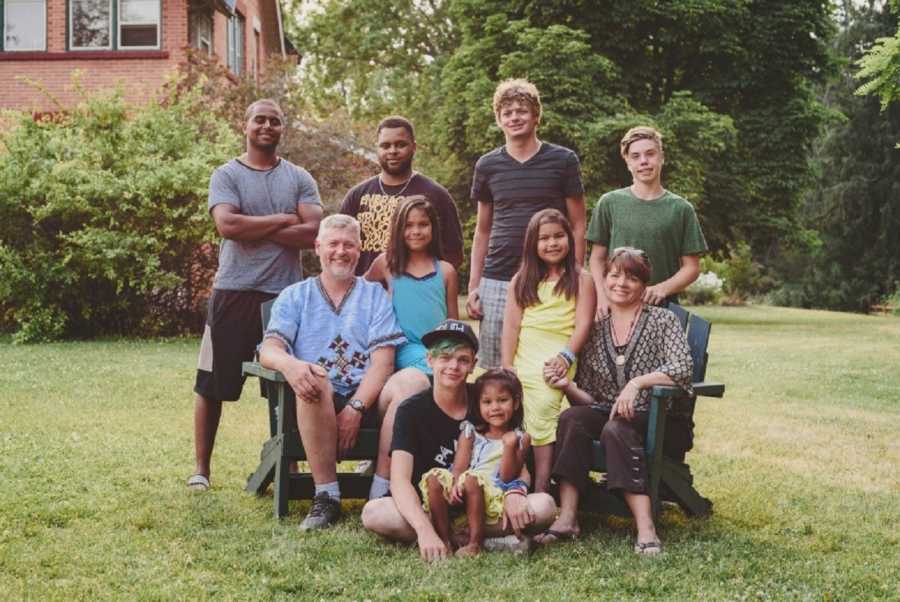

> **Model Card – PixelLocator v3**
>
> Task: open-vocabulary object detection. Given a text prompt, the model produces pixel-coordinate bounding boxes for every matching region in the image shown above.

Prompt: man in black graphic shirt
[340,115,464,275]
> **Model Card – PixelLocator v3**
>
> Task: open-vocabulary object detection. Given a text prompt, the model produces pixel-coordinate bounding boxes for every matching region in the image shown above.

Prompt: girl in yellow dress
[500,209,595,492]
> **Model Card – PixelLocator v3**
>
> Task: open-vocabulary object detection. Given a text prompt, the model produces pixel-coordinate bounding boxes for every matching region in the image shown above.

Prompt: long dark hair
[513,208,579,308]
[385,196,444,275]
[470,369,524,434]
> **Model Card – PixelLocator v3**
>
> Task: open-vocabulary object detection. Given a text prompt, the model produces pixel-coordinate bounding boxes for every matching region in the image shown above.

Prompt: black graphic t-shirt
[390,385,476,491]
[340,173,464,275]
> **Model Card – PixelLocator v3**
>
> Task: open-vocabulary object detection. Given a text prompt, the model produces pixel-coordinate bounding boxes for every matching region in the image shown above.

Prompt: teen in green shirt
[587,126,708,316]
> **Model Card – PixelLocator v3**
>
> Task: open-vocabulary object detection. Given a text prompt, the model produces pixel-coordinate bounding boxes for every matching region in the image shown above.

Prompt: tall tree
[286,0,459,124]
[856,0,900,115]
[288,0,836,263]
[782,1,900,310]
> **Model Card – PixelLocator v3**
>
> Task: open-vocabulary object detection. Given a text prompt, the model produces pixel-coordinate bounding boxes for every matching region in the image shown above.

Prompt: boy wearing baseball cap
[361,320,556,561]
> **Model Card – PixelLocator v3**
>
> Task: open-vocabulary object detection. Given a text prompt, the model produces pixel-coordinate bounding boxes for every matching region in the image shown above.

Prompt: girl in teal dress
[366,196,459,373]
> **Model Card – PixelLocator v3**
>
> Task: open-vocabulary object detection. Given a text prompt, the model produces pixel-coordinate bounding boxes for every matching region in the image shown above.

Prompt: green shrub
[700,242,772,304]
[683,271,724,305]
[883,284,900,316]
[0,83,239,341]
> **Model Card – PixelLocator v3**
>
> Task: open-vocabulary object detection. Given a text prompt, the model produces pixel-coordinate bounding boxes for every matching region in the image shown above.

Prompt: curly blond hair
[492,79,542,121]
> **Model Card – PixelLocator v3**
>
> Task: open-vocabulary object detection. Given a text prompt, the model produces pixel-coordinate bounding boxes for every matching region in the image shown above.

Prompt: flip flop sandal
[634,540,662,556]
[534,529,578,546]
[187,474,210,491]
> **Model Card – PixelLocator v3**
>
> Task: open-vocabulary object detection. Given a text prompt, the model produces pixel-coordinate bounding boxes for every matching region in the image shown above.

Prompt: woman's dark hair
[470,369,524,433]
[513,208,579,308]
[606,246,652,285]
[385,196,444,275]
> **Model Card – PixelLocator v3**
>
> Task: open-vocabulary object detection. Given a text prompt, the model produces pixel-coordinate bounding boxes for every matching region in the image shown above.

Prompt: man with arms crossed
[189,99,322,492]
[361,320,556,561]
[466,79,586,368]
[341,115,464,275]
[588,126,708,316]
[259,215,405,529]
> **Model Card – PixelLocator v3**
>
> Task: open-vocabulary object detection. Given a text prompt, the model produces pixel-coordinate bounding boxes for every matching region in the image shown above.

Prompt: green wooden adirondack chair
[242,300,380,518]
[583,303,724,518]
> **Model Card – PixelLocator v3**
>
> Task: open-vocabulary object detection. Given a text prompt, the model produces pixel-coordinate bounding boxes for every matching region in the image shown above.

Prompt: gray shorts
[477,277,510,369]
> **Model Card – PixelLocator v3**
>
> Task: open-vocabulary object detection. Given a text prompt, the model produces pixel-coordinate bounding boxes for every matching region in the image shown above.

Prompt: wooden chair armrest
[242,361,286,383]
[649,385,685,398]
[650,382,725,399]
[693,382,725,398]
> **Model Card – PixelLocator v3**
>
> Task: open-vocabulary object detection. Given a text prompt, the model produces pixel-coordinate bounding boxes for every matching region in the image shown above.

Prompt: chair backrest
[261,299,275,330]
[667,302,691,331]
[686,313,711,383]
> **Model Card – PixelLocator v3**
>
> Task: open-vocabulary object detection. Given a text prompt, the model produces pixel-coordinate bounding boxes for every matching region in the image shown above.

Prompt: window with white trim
[227,12,245,75]
[2,0,47,51]
[119,0,160,48]
[189,8,212,55]
[70,0,112,49]
[69,0,160,50]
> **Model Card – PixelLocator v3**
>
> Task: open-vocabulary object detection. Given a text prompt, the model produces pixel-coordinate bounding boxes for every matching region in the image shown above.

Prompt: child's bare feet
[455,543,481,557]
[450,529,469,549]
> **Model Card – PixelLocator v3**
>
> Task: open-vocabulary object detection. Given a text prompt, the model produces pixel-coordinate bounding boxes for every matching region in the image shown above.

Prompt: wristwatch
[348,398,366,413]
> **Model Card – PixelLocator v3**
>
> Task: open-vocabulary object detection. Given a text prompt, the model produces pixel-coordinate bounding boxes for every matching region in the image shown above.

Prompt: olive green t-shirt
[586,187,708,285]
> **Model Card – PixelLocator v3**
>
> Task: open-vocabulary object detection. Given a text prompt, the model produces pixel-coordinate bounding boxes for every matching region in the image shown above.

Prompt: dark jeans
[551,405,693,495]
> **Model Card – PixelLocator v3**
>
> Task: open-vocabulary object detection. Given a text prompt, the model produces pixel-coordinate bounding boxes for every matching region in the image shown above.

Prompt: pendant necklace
[610,306,641,366]
[378,172,416,197]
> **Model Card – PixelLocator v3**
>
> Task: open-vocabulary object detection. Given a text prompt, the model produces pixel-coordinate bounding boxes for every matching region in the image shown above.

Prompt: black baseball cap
[421,319,479,353]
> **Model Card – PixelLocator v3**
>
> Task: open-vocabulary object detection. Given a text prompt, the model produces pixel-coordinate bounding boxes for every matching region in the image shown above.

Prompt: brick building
[0,0,291,112]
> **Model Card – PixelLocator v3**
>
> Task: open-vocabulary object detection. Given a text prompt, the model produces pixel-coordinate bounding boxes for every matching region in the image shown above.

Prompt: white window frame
[227,12,245,75]
[189,8,212,55]
[69,0,113,50]
[117,0,160,50]
[3,0,48,51]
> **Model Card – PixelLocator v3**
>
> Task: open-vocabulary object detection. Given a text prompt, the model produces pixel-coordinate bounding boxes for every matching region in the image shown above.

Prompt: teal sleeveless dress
[392,259,447,374]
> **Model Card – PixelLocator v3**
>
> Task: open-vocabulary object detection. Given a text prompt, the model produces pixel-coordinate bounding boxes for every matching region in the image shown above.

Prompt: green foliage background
[0,86,238,341]
[774,1,900,311]
[1,1,897,340]
[290,0,838,290]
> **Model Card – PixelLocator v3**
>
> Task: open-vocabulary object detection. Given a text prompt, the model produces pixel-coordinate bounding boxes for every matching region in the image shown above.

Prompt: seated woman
[537,247,693,555]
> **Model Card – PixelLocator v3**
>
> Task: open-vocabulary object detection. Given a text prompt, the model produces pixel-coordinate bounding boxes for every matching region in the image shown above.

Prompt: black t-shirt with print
[340,173,464,275]
[390,384,476,491]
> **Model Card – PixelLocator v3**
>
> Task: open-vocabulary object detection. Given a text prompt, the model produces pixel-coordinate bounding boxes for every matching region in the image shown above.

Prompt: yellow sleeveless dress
[514,280,576,446]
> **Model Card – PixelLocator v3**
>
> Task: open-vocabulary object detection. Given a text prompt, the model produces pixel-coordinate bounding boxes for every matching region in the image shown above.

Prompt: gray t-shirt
[208,158,321,293]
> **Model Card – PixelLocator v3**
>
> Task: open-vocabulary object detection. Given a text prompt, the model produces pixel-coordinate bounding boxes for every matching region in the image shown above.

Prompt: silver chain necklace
[378,172,416,197]
[610,305,642,366]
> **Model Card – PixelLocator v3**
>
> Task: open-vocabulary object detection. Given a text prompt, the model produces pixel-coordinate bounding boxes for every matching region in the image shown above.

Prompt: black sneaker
[300,492,341,531]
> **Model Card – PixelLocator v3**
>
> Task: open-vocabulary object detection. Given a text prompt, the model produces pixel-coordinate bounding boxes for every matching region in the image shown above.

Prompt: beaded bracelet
[558,347,576,367]
[504,488,528,499]
[497,478,529,493]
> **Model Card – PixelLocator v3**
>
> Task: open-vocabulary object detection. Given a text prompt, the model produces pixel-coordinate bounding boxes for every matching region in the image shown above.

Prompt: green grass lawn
[1,306,898,600]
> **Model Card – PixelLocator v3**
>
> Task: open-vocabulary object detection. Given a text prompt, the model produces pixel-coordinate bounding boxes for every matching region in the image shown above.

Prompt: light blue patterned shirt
[264,276,405,396]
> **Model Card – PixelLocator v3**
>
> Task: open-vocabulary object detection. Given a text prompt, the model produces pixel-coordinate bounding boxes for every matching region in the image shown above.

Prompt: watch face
[350,399,365,412]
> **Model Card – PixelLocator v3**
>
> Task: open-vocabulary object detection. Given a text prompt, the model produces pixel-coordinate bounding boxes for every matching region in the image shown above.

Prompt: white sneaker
[483,534,533,555]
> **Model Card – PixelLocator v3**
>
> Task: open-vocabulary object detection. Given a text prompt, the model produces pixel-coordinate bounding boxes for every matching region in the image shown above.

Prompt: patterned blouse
[574,305,693,412]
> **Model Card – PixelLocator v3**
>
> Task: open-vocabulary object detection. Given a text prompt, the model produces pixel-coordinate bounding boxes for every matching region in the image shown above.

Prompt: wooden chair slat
[687,313,711,383]
[667,302,691,330]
